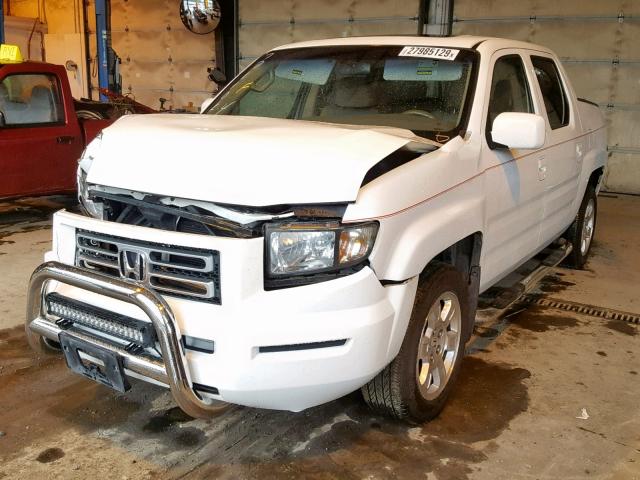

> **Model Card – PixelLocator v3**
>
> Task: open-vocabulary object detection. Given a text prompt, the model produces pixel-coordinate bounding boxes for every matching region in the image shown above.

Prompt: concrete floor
[0,194,638,479]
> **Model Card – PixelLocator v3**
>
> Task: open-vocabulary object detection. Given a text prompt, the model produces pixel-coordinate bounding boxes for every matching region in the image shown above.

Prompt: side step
[476,240,573,322]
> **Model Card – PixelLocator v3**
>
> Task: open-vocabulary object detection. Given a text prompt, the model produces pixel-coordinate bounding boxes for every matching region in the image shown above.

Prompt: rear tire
[564,185,597,269]
[362,265,471,422]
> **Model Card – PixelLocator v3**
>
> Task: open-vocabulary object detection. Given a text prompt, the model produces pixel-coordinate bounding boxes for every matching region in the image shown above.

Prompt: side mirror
[207,67,227,84]
[200,97,215,113]
[0,110,5,127]
[491,112,545,150]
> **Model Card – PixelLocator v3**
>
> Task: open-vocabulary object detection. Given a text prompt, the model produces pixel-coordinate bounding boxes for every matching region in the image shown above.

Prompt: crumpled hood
[87,114,435,206]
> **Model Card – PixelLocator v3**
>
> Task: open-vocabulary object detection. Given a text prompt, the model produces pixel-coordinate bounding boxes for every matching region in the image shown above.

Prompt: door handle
[56,135,75,144]
[537,158,547,181]
[576,142,584,163]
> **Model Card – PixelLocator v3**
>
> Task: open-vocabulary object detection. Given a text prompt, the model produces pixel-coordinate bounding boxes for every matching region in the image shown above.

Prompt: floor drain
[524,296,640,324]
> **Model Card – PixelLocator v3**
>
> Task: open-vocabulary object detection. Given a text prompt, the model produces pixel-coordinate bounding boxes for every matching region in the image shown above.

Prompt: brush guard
[25,261,226,418]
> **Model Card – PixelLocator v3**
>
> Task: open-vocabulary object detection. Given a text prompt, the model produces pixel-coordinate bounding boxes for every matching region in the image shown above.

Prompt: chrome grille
[76,230,221,304]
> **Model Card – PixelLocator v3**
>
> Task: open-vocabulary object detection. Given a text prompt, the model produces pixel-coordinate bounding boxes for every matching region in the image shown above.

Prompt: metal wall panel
[238,0,421,69]
[456,0,640,18]
[110,0,216,110]
[453,0,640,193]
[606,154,640,192]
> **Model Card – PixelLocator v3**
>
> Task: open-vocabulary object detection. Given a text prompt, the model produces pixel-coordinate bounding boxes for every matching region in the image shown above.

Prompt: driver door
[479,51,547,288]
[0,71,82,198]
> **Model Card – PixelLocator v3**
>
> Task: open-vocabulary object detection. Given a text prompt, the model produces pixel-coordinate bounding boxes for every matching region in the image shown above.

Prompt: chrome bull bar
[25,261,226,418]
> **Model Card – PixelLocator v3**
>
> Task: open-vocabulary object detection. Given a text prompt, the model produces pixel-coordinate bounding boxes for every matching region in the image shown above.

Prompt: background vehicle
[0,45,152,200]
[25,36,606,422]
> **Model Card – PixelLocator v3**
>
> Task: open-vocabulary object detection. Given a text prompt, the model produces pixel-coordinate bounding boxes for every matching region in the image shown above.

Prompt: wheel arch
[422,231,483,280]
[369,176,486,282]
[589,166,605,192]
[421,232,483,343]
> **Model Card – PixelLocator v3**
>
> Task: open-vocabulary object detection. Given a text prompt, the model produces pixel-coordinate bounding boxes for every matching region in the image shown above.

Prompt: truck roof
[273,35,553,55]
[0,61,65,72]
[0,60,51,67]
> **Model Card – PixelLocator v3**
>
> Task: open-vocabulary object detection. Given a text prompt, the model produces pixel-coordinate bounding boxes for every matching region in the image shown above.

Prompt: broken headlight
[77,133,103,219]
[265,222,378,281]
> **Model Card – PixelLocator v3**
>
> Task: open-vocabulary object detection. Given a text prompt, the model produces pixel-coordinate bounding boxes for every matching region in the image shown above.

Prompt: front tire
[564,185,597,269]
[362,265,470,422]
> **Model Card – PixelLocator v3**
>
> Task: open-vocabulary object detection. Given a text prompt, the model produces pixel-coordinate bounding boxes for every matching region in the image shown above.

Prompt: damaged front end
[84,185,349,237]
[79,186,375,290]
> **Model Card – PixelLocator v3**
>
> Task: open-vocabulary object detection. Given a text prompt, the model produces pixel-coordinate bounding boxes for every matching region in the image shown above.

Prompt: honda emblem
[120,250,146,281]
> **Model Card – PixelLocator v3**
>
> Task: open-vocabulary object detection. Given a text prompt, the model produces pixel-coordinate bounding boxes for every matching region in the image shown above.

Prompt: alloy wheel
[416,291,462,401]
[581,198,595,256]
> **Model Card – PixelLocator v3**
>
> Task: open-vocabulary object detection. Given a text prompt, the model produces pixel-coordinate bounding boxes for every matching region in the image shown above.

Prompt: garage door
[238,0,422,70]
[453,0,640,194]
[110,0,217,110]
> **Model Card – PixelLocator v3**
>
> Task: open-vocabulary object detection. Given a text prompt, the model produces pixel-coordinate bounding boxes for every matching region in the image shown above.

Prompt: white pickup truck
[26,35,606,422]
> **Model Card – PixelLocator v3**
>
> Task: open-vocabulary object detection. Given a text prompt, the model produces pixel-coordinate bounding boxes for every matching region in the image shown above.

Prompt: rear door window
[0,73,65,126]
[531,56,570,129]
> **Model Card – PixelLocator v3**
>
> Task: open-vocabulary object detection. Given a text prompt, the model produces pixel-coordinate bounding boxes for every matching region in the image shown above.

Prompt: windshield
[205,45,477,142]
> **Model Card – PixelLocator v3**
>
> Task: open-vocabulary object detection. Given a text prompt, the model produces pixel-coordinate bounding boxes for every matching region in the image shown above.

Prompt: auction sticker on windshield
[398,46,459,61]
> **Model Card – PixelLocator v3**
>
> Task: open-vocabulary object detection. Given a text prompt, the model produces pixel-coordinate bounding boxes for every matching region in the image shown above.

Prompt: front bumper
[27,210,417,413]
[26,261,226,418]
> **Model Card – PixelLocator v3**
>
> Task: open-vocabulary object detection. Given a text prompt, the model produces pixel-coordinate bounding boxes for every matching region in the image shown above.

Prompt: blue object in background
[95,0,109,101]
[0,0,5,45]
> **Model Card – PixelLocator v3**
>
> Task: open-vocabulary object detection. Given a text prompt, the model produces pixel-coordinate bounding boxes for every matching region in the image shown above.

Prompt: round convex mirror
[180,0,221,35]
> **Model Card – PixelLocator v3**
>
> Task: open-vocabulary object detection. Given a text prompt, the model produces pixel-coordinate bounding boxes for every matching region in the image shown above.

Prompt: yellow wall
[6,0,39,18]
[6,0,80,33]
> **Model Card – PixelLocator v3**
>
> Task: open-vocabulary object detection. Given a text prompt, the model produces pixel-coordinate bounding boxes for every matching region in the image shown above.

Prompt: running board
[476,240,573,322]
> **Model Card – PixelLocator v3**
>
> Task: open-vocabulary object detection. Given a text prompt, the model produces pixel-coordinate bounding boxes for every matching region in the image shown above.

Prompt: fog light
[183,336,215,354]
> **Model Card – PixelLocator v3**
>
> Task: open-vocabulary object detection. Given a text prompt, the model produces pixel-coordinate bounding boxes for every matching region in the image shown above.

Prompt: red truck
[0,45,114,199]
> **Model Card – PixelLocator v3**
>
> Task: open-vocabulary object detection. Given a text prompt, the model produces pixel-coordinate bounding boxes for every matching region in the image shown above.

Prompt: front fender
[367,175,485,281]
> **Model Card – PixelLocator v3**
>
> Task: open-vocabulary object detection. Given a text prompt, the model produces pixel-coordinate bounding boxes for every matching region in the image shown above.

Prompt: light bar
[46,293,155,347]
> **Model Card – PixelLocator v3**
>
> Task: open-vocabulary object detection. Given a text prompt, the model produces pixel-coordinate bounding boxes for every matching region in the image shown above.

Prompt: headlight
[77,133,104,219]
[266,222,378,279]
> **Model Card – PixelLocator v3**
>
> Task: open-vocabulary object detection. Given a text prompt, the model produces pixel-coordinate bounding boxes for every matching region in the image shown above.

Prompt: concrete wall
[453,0,640,194]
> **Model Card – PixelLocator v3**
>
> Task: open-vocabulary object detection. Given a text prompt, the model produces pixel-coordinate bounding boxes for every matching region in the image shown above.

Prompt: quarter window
[531,56,570,129]
[0,73,64,126]
[487,54,533,132]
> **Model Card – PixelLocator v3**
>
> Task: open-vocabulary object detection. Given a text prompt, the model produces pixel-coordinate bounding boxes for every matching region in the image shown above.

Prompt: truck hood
[87,114,437,206]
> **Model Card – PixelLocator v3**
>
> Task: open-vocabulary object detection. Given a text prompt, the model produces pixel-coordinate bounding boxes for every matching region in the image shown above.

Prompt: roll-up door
[110,0,217,110]
[453,0,640,194]
[238,0,422,70]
